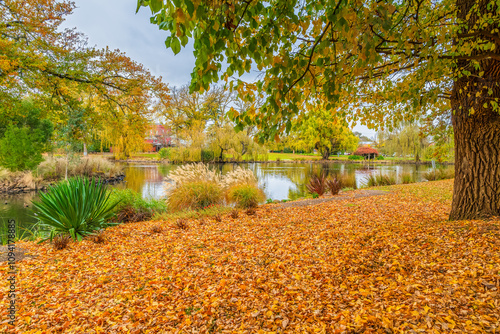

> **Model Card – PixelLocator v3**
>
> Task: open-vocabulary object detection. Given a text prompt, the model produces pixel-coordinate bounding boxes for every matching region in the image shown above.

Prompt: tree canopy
[139,0,500,220]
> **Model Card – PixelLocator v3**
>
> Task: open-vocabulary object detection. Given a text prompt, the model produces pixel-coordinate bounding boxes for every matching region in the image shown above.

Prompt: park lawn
[267,152,321,161]
[3,179,499,333]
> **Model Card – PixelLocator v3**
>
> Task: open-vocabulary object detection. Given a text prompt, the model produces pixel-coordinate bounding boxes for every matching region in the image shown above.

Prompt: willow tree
[138,0,500,219]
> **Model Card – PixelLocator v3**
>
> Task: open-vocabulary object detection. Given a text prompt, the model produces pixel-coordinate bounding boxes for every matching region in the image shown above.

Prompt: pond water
[0,162,449,235]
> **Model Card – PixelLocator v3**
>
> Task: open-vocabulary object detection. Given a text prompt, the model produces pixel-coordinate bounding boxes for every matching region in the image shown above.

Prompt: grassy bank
[4,179,498,332]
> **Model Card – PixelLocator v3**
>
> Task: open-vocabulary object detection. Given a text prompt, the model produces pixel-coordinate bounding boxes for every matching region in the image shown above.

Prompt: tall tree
[291,107,359,159]
[139,0,500,220]
[1,0,170,161]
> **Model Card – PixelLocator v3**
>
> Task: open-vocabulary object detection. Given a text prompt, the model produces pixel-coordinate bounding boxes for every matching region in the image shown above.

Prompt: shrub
[226,183,266,208]
[32,177,119,242]
[168,181,223,211]
[306,173,328,196]
[401,172,415,184]
[0,125,44,171]
[201,149,215,162]
[365,173,397,187]
[326,177,341,195]
[376,155,384,160]
[158,147,171,160]
[52,234,71,250]
[109,189,167,223]
[348,155,364,160]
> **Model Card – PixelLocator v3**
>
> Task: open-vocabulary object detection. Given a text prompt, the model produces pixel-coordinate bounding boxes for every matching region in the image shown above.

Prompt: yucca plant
[32,177,119,242]
[306,173,328,196]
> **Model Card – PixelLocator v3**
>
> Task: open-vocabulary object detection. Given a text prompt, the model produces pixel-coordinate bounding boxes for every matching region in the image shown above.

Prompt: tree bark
[449,0,500,220]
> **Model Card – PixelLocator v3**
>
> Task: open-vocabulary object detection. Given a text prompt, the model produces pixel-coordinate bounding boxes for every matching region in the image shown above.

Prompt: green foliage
[378,124,429,162]
[365,174,397,187]
[348,155,364,161]
[312,193,319,199]
[201,149,215,162]
[32,177,119,242]
[226,183,266,209]
[0,125,44,171]
[158,147,171,160]
[109,188,168,223]
[288,107,359,160]
[168,181,223,212]
[376,155,385,160]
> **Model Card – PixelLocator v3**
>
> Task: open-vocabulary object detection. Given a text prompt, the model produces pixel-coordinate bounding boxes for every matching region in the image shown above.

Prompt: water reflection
[116,162,441,201]
[1,162,447,230]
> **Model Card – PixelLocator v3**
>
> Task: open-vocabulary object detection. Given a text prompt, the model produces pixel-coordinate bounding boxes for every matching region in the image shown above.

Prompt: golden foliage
[5,180,500,332]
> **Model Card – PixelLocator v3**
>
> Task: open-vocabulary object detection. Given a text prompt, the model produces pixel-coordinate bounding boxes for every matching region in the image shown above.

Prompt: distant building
[145,124,171,152]
[353,146,379,159]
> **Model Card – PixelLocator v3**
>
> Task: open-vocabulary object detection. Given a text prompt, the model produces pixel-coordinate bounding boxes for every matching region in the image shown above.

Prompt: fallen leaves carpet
[1,180,499,333]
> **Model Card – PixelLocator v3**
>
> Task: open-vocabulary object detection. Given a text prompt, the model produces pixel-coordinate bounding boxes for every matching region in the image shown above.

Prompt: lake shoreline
[115,159,454,165]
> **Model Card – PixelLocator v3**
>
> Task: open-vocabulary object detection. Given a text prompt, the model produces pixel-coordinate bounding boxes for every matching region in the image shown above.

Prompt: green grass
[268,152,321,161]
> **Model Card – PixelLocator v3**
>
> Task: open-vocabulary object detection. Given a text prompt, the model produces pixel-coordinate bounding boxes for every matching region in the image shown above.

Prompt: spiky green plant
[32,177,119,242]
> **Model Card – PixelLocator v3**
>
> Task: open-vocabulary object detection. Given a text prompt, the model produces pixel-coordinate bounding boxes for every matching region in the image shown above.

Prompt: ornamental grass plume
[222,166,258,189]
[168,163,222,186]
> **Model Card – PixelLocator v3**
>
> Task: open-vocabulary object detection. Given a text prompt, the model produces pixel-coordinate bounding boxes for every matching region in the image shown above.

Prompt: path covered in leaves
[2,180,499,333]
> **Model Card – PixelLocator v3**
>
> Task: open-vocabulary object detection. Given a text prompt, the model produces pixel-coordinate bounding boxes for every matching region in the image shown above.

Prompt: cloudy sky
[63,0,375,137]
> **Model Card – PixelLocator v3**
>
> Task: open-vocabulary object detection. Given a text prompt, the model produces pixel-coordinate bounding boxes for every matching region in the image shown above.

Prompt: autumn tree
[378,124,430,162]
[1,0,169,162]
[139,0,500,219]
[291,107,359,160]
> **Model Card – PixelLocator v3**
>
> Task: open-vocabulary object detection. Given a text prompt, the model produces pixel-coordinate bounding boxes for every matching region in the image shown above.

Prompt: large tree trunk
[449,0,500,220]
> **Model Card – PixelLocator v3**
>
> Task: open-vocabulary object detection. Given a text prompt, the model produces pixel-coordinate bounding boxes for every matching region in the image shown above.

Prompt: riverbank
[4,179,498,332]
[116,158,454,165]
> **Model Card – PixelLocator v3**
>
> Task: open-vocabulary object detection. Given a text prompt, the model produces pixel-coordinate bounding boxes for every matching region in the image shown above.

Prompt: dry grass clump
[230,209,239,219]
[52,234,71,250]
[423,168,455,181]
[175,218,189,230]
[214,213,222,222]
[246,207,256,216]
[0,169,42,189]
[37,156,122,181]
[401,172,416,184]
[89,230,107,244]
[73,157,122,177]
[150,225,163,234]
[338,173,357,189]
[37,157,67,180]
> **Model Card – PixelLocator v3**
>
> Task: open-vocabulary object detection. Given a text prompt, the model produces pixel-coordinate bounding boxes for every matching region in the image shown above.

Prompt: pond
[0,162,448,236]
